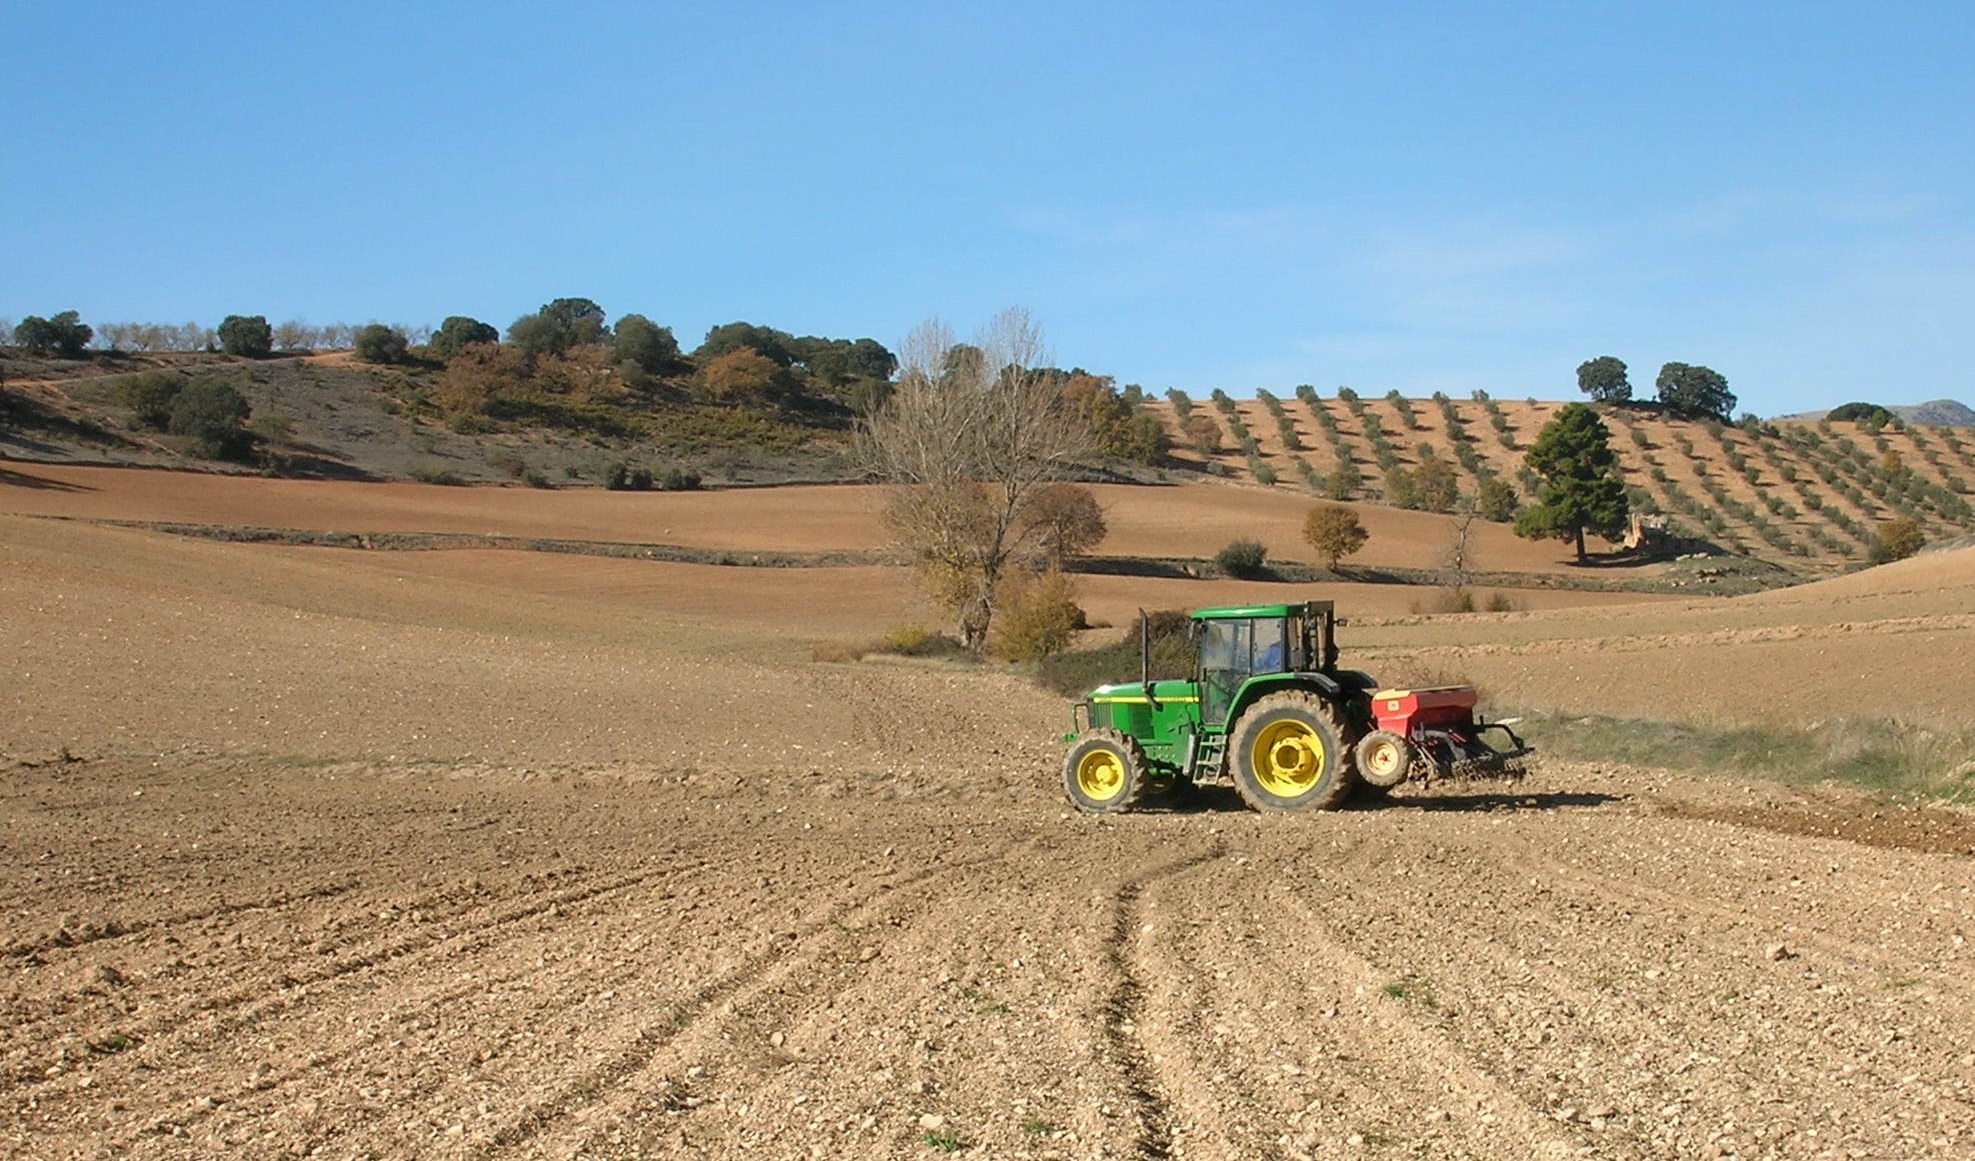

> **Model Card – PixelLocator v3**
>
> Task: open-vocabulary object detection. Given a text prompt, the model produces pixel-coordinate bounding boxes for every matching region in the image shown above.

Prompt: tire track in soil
[1272,834,1762,1156]
[1274,823,1975,1158]
[1271,891,1586,1159]
[60,853,775,1155]
[4,861,705,1105]
[473,836,1050,1159]
[1131,845,1580,1161]
[0,875,365,963]
[1521,845,1975,998]
[1099,839,1226,1161]
[555,831,1128,1159]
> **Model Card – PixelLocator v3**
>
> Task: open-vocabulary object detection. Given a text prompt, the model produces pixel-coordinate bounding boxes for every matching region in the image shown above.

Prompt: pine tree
[1513,403,1629,561]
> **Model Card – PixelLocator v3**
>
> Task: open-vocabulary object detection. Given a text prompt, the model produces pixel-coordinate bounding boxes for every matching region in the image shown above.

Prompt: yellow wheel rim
[1364,738,1405,781]
[1251,719,1325,797]
[1076,749,1126,801]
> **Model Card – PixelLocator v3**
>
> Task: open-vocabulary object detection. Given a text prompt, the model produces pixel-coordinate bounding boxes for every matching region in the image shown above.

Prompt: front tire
[1229,692,1355,812]
[1063,729,1149,813]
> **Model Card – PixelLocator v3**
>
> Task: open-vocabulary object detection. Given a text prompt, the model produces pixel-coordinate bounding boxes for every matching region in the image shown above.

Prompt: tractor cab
[1192,602,1341,727]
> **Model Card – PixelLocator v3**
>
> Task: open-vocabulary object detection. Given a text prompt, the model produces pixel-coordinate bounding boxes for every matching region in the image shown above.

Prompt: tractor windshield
[1198,617,1293,725]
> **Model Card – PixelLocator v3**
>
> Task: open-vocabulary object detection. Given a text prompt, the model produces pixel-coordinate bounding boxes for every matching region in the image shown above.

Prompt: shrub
[410,464,466,485]
[1214,537,1269,578]
[660,468,702,491]
[1185,413,1223,455]
[1383,466,1423,510]
[603,460,655,491]
[1477,475,1516,521]
[167,380,253,459]
[354,323,409,364]
[429,315,500,361]
[872,623,967,659]
[1033,609,1196,696]
[1410,588,1476,614]
[1869,518,1925,564]
[114,371,185,429]
[990,569,1085,662]
[488,450,529,480]
[248,413,297,445]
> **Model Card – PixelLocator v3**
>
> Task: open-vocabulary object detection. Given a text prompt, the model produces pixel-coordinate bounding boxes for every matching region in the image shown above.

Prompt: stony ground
[5,470,1975,1159]
[5,754,1972,1161]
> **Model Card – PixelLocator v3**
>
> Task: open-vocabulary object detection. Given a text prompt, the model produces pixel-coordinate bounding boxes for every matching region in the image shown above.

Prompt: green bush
[410,464,466,485]
[114,371,185,429]
[1034,610,1195,697]
[1214,537,1269,578]
[603,460,655,491]
[660,468,702,491]
[1477,477,1519,522]
[167,380,253,459]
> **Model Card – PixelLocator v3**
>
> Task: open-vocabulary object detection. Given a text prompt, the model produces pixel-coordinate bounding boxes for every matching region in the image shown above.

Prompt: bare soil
[5,470,1974,1159]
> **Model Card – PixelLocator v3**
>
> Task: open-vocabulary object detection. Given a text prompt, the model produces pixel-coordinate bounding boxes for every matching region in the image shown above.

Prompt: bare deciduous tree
[1439,494,1481,592]
[856,308,1095,654]
[274,319,322,351]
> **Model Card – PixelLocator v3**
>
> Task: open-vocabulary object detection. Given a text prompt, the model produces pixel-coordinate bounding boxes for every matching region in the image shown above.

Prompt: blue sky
[5,1,1970,416]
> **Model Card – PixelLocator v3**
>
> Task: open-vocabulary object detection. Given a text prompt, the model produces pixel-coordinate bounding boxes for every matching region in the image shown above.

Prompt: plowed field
[8,756,1973,1160]
[5,468,1974,1159]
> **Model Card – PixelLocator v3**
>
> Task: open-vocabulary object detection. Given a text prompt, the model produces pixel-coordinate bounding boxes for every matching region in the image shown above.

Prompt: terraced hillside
[1150,389,1975,570]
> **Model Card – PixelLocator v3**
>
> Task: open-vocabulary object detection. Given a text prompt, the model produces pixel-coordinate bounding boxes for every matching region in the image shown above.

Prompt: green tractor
[1061,600,1529,813]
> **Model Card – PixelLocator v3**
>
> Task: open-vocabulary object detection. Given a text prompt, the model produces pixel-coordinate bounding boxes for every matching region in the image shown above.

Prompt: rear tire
[1063,729,1149,813]
[1229,692,1355,812]
[1354,729,1414,790]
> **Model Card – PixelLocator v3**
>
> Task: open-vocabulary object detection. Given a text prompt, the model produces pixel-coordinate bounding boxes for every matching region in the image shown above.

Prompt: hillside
[1146,389,1975,573]
[0,349,855,485]
[7,349,1975,577]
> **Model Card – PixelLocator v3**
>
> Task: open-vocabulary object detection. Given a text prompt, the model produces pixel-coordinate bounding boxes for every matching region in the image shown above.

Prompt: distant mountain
[1895,399,1975,426]
[1774,399,1975,426]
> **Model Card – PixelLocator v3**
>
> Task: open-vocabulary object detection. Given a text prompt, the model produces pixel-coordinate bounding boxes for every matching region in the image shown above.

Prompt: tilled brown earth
[5,756,1972,1161]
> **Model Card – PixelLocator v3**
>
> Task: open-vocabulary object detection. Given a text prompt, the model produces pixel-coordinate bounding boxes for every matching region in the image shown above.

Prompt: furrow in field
[1265,811,1975,1159]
